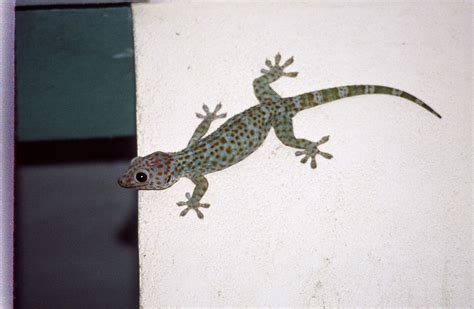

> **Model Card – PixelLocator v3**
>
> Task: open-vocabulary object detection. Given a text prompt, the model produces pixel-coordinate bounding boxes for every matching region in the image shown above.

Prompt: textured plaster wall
[132,2,471,307]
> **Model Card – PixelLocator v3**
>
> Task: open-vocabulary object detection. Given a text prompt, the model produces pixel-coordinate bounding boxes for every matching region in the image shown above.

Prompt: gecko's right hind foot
[176,192,211,219]
[260,53,298,78]
[195,102,227,122]
[295,135,333,169]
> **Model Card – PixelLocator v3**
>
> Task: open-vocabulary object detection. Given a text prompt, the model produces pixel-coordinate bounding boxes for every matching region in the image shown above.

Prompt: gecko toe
[320,152,333,159]
[283,72,298,78]
[274,53,281,65]
[195,209,204,219]
[179,207,191,217]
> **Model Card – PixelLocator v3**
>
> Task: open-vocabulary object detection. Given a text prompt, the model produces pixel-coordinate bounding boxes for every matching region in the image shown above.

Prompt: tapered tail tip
[421,102,442,119]
[432,110,442,119]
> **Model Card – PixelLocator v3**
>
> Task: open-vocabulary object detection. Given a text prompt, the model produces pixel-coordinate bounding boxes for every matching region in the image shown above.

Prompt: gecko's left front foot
[295,136,333,169]
[196,102,227,121]
[176,192,211,219]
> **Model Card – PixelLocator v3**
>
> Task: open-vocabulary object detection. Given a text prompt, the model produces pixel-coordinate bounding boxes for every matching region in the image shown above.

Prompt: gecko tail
[287,85,442,119]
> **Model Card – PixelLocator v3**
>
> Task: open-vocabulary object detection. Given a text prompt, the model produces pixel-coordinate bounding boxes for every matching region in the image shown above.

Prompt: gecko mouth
[117,178,128,188]
[117,178,170,190]
[117,177,142,189]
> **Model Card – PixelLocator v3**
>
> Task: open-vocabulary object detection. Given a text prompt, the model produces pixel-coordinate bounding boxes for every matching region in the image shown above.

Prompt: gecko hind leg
[253,53,299,103]
[273,116,333,169]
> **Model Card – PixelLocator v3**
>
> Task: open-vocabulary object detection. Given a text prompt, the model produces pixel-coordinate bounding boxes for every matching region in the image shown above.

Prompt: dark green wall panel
[16,7,136,141]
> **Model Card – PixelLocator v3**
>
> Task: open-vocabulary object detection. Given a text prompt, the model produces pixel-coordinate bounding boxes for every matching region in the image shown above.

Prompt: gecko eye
[135,171,148,183]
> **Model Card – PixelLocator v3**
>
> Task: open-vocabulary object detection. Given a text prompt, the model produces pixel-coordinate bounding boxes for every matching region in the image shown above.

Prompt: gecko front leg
[176,175,210,219]
[188,103,226,147]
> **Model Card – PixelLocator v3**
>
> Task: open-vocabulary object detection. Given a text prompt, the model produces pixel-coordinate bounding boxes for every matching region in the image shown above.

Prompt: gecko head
[118,151,180,190]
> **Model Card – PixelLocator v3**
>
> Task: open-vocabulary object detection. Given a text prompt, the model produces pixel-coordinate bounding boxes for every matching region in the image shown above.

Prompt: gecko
[118,53,441,219]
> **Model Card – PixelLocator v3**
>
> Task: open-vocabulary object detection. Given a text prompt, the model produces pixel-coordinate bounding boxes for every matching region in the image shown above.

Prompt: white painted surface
[0,1,14,307]
[132,2,471,307]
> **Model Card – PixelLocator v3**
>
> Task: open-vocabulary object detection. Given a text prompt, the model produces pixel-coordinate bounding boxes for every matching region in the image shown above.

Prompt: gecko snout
[117,175,129,188]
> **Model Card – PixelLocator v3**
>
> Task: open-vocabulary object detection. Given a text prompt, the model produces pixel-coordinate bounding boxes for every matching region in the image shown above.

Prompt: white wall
[132,2,471,307]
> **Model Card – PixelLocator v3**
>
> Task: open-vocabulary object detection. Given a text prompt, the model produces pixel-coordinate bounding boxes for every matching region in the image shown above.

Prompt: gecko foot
[195,102,227,121]
[295,135,333,169]
[176,192,211,219]
[260,53,299,78]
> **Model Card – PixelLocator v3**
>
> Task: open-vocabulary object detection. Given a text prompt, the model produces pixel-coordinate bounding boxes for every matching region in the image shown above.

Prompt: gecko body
[118,54,441,218]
